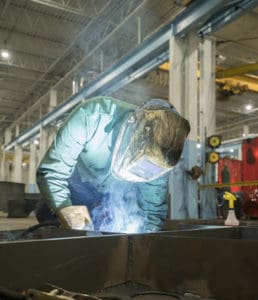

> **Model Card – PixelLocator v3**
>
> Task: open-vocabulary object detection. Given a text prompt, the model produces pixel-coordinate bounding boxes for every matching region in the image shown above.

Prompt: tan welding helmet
[111,99,190,182]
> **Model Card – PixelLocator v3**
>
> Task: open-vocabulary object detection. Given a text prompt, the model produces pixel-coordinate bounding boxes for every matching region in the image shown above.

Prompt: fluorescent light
[1,50,10,59]
[218,54,226,61]
[245,104,253,111]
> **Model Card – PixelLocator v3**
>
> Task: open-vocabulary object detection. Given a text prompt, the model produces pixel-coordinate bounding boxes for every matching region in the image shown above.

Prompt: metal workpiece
[131,232,258,300]
[1,225,258,299]
[0,234,129,293]
[0,181,25,212]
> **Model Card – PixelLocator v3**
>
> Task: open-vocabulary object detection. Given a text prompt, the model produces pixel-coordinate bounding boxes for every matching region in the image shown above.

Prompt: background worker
[36,97,190,233]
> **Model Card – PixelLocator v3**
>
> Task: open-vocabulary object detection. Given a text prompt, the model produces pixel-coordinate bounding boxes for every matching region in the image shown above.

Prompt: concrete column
[28,142,37,193]
[169,35,185,114]
[72,80,79,94]
[4,128,11,145]
[39,127,49,163]
[169,33,199,219]
[12,125,22,182]
[199,37,217,219]
[243,125,249,137]
[0,150,5,180]
[15,125,19,137]
[13,145,22,182]
[49,89,57,113]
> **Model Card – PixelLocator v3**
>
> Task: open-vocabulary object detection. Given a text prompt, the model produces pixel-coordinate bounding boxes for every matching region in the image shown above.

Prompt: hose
[131,290,180,299]
[9,221,59,241]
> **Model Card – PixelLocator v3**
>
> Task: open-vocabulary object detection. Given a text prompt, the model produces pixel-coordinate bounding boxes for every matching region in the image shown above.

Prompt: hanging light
[245,104,253,111]
[1,50,10,59]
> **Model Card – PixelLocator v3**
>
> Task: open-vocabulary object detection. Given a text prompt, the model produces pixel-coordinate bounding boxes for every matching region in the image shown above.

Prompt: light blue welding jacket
[36,97,169,232]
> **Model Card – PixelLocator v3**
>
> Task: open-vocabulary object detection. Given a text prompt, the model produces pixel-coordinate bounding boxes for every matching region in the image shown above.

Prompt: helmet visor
[111,108,190,182]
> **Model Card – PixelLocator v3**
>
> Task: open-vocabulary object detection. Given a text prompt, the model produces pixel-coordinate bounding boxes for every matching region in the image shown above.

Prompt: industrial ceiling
[0,0,258,147]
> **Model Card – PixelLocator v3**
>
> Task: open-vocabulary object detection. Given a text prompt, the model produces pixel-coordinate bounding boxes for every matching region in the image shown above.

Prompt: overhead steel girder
[4,0,258,151]
[216,63,258,78]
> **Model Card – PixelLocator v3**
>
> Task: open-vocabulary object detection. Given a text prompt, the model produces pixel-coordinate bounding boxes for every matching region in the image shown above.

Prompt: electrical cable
[9,221,59,241]
[131,290,180,299]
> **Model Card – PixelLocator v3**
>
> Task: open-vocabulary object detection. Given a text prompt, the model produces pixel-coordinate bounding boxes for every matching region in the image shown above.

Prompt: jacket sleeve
[36,105,89,213]
[136,175,169,232]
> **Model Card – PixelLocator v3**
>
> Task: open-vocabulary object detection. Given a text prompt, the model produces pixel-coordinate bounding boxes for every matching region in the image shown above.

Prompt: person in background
[36,97,190,233]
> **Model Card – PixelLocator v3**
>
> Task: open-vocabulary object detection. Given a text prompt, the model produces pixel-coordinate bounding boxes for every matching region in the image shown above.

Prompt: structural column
[49,89,57,113]
[4,128,11,145]
[3,129,12,181]
[39,127,49,163]
[199,37,217,219]
[13,125,23,183]
[28,142,37,193]
[48,88,57,147]
[169,33,199,219]
[0,148,5,180]
[243,124,249,137]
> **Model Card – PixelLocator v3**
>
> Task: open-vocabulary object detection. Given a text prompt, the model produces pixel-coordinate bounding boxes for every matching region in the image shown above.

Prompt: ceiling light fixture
[218,54,226,61]
[1,50,10,59]
[245,104,253,111]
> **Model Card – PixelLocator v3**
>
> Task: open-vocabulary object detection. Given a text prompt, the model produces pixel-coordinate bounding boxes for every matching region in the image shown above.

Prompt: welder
[36,97,190,233]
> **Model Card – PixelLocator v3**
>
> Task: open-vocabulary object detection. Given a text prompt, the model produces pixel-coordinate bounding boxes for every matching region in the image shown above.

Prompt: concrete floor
[0,211,37,231]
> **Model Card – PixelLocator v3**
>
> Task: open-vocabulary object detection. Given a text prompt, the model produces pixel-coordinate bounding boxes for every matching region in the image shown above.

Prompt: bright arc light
[34,140,39,145]
[245,104,253,111]
[1,50,10,59]
[196,143,201,149]
[230,148,234,153]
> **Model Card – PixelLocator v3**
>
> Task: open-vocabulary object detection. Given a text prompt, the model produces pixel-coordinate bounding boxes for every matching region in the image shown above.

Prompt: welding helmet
[111,99,190,182]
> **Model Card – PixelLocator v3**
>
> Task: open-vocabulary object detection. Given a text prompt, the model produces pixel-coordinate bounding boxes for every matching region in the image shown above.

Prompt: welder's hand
[56,205,93,230]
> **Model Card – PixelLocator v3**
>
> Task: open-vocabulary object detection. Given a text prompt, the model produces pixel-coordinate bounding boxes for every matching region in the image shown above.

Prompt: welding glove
[56,205,94,230]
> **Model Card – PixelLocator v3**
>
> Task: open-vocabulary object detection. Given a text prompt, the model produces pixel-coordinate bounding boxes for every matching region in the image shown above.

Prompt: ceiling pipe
[4,0,258,151]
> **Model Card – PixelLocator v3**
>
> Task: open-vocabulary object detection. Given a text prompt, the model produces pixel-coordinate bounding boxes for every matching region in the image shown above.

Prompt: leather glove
[56,205,93,230]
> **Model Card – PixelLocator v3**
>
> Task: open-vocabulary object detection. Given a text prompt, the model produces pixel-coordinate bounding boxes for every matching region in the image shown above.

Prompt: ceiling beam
[0,60,47,73]
[4,0,258,150]
[216,63,258,78]
[159,62,258,93]
[0,0,11,18]
[29,0,89,16]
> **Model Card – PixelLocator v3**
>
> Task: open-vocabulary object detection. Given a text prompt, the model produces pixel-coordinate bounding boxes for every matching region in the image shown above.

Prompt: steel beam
[30,0,88,16]
[216,63,258,78]
[0,0,11,18]
[4,0,258,150]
